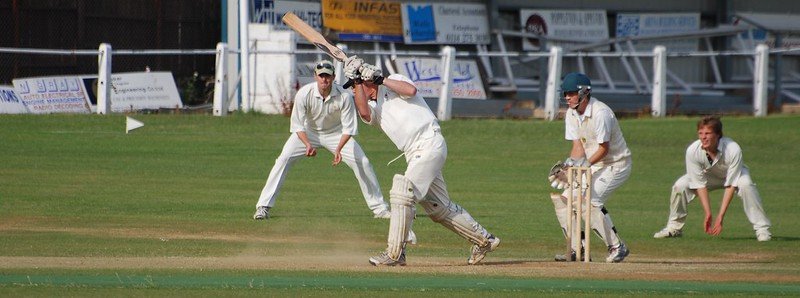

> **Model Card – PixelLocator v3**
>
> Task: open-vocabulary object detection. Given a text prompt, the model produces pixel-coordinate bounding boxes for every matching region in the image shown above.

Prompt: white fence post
[335,43,348,85]
[239,0,251,112]
[544,46,563,121]
[213,42,228,116]
[437,46,455,121]
[651,46,667,117]
[753,43,769,117]
[97,43,112,115]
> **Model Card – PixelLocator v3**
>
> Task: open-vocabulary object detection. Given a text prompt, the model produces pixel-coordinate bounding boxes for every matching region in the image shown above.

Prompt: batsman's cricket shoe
[756,229,772,242]
[253,206,270,220]
[653,228,682,239]
[368,251,406,266]
[467,235,500,265]
[606,242,630,263]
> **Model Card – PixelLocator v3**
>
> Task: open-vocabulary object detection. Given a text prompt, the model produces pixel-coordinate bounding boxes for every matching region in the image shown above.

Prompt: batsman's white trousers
[400,129,491,240]
[664,169,771,232]
[255,132,388,215]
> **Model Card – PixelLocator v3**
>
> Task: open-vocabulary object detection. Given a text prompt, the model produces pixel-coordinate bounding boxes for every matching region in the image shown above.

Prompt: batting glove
[360,64,384,85]
[343,56,363,80]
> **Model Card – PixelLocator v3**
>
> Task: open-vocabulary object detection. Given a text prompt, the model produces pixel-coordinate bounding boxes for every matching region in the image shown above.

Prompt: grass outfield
[1,113,799,296]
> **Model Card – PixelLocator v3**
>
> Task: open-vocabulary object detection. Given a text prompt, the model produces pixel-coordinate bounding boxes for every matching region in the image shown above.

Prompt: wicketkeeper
[547,72,631,263]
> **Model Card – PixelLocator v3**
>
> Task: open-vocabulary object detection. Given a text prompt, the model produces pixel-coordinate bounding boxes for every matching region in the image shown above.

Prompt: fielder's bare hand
[332,151,342,166]
[305,145,317,157]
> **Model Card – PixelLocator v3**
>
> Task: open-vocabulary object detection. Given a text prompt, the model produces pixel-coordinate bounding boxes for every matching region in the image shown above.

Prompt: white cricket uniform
[256,82,388,215]
[663,137,771,233]
[557,97,631,248]
[563,98,632,205]
[362,73,492,244]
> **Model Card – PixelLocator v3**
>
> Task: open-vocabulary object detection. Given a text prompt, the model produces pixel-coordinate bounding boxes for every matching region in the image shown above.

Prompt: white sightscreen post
[239,0,251,112]
[213,42,229,116]
[544,46,563,121]
[437,46,455,121]
[97,43,112,115]
[651,46,667,117]
[753,44,769,117]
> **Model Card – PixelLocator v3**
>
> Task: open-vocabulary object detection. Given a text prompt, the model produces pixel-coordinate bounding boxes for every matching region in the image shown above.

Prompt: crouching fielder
[653,116,772,241]
[548,72,631,263]
[346,56,500,266]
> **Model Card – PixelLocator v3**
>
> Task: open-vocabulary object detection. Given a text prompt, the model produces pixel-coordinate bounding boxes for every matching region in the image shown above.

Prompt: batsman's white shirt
[362,74,441,152]
[361,73,443,199]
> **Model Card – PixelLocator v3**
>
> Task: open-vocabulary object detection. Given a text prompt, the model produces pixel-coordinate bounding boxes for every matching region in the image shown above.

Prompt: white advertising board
[616,13,700,52]
[252,0,321,41]
[0,86,28,114]
[12,76,91,114]
[395,58,487,100]
[401,3,490,44]
[105,72,183,112]
[520,9,609,51]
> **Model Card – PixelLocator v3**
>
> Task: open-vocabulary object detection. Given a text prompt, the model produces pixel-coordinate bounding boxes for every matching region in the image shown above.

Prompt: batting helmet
[560,72,591,93]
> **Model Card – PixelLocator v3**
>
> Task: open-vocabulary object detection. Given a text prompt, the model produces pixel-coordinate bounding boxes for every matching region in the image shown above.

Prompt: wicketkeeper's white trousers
[554,158,632,248]
[663,168,771,232]
[255,132,388,215]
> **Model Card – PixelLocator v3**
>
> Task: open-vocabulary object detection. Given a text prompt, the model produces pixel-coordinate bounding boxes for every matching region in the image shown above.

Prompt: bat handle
[343,78,362,89]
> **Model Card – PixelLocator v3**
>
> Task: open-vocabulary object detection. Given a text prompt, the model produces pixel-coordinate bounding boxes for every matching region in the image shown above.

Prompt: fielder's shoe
[653,228,682,239]
[606,243,630,263]
[253,206,270,220]
[373,210,391,219]
[467,235,500,265]
[756,229,772,242]
[368,251,406,266]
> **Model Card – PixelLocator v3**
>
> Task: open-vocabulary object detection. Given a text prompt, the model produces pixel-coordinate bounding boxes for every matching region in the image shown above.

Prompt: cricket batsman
[345,56,500,266]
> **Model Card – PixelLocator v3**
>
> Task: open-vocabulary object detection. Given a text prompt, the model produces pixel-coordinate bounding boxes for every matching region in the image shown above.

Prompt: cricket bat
[282,12,347,62]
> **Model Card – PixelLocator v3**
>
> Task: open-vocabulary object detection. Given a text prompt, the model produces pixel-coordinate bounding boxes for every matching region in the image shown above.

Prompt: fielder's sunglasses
[316,63,334,70]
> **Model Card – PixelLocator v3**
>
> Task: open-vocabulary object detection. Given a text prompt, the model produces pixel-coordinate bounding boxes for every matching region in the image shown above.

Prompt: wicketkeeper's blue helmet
[560,72,591,93]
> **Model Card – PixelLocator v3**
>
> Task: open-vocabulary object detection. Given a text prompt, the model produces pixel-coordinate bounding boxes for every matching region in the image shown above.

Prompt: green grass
[1,113,799,296]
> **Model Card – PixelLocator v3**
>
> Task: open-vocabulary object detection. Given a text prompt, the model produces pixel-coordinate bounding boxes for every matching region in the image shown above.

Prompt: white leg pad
[420,196,491,247]
[552,193,582,251]
[387,174,416,259]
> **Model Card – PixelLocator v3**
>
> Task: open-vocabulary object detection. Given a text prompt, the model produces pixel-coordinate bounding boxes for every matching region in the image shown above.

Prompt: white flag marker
[126,116,144,134]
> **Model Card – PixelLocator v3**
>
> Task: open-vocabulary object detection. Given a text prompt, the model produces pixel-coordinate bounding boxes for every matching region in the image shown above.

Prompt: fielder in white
[547,72,631,263]
[252,60,389,220]
[344,57,500,266]
[653,116,772,241]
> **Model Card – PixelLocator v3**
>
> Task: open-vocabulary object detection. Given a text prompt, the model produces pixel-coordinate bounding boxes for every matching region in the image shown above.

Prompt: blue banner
[406,5,435,42]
